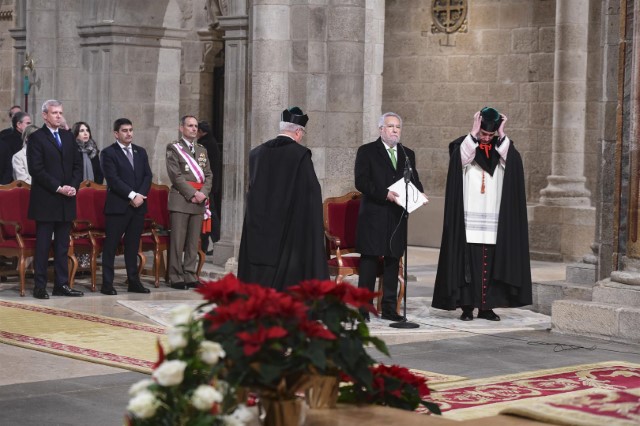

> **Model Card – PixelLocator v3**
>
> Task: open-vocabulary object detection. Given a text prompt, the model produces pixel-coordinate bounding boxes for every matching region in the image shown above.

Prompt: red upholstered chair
[70,180,146,291]
[141,183,205,287]
[0,181,77,296]
[322,191,404,313]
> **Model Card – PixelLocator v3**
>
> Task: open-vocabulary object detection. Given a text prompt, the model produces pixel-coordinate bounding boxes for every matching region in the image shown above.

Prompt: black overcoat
[27,125,82,222]
[237,136,329,290]
[354,138,424,258]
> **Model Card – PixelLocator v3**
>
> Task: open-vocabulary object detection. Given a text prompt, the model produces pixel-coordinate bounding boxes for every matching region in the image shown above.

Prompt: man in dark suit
[27,100,83,299]
[99,118,153,295]
[0,111,31,184]
[354,112,426,321]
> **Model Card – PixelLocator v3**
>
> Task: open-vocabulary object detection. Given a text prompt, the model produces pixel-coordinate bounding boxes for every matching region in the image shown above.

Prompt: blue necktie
[54,131,62,149]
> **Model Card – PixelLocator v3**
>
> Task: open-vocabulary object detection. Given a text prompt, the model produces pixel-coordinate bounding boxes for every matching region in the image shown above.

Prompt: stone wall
[383,0,564,201]
[0,0,17,128]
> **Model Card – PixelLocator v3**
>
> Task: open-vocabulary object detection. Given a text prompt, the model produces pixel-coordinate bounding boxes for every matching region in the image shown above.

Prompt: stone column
[211,4,249,269]
[76,24,187,180]
[529,0,595,261]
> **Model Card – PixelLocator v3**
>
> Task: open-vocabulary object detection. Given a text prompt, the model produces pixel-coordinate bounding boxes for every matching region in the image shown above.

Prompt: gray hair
[180,115,198,126]
[21,124,39,146]
[378,112,403,129]
[42,99,62,113]
[279,121,304,133]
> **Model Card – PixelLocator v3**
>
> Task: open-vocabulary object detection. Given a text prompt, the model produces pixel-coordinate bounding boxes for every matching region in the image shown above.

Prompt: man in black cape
[237,107,328,290]
[432,107,532,321]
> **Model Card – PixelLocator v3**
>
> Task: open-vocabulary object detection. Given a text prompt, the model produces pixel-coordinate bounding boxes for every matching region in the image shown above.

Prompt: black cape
[431,136,532,310]
[237,136,329,290]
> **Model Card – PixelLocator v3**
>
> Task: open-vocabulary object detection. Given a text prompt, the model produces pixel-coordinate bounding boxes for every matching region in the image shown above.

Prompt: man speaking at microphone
[354,112,426,321]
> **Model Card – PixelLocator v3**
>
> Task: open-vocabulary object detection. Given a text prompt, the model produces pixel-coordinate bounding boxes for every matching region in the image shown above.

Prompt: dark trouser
[102,208,144,286]
[358,254,400,313]
[33,221,72,290]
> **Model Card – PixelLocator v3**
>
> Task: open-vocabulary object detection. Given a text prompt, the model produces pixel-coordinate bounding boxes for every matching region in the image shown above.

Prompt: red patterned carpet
[422,362,640,424]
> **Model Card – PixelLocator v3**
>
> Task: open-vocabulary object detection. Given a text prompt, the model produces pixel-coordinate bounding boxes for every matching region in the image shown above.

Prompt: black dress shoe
[100,286,118,296]
[128,282,150,293]
[186,281,200,289]
[52,285,84,297]
[205,250,213,256]
[33,288,49,299]
[381,311,405,322]
[459,311,474,321]
[477,309,501,321]
[170,282,188,290]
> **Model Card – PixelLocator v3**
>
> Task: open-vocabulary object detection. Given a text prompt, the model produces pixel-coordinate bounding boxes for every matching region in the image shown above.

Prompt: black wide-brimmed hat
[480,107,501,132]
[281,106,309,128]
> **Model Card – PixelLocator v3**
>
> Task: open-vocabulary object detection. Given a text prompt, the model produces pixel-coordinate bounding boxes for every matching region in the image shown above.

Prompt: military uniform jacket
[166,139,213,214]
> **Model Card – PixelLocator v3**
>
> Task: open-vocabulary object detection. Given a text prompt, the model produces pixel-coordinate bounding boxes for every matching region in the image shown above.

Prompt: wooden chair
[141,182,205,287]
[70,180,146,291]
[0,181,77,296]
[322,191,405,314]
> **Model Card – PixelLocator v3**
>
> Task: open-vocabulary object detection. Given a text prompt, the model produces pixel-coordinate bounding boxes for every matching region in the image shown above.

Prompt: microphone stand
[390,149,419,329]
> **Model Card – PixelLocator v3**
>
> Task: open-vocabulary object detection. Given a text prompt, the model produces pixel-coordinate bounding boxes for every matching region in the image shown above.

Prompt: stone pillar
[76,24,187,181]
[529,0,595,261]
[211,4,249,269]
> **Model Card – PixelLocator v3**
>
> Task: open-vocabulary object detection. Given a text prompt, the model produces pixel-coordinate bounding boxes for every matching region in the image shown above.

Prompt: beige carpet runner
[0,300,165,373]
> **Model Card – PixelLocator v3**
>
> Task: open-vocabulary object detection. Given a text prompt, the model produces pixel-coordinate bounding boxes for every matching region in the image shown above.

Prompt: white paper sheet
[387,178,428,213]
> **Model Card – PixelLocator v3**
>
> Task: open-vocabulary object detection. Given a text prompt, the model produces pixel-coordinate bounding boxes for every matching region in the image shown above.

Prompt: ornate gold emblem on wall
[431,0,468,34]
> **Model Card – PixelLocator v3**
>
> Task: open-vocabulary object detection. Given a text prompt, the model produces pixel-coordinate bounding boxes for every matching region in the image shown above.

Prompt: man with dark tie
[354,112,426,321]
[165,115,213,289]
[99,118,153,295]
[27,99,83,299]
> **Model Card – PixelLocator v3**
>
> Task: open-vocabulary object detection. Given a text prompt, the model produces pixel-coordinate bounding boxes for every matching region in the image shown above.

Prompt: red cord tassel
[481,170,485,194]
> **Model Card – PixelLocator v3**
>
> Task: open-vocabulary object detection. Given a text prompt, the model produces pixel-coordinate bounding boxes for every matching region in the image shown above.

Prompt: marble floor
[1,248,638,425]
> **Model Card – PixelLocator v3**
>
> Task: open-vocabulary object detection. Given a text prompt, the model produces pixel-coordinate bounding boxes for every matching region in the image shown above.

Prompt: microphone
[398,143,415,183]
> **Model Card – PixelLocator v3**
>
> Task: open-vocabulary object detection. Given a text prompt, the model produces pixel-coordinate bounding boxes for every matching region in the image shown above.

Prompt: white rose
[231,404,254,423]
[127,390,160,419]
[152,360,187,386]
[169,304,194,326]
[191,384,223,411]
[199,340,226,365]
[128,378,155,396]
[222,415,244,426]
[167,326,188,350]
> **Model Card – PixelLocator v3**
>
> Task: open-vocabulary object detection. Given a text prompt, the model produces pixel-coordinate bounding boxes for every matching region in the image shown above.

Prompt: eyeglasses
[297,128,307,135]
[385,124,401,130]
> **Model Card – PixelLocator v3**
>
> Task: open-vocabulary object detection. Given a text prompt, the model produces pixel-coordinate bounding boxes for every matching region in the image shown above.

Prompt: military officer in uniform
[165,115,213,289]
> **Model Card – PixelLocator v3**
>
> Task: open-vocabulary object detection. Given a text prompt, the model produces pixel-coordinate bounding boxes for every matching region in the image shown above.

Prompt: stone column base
[212,240,237,267]
[528,204,595,262]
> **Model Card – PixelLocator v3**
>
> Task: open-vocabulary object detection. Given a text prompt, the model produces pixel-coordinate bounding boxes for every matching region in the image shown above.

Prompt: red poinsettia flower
[288,279,337,300]
[196,274,244,303]
[299,319,336,340]
[236,325,288,356]
[153,337,165,369]
[332,283,379,312]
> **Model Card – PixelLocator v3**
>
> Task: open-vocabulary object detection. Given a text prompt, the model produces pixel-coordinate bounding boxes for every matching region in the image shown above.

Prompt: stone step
[592,279,640,307]
[531,280,594,315]
[551,299,640,344]
[565,262,596,284]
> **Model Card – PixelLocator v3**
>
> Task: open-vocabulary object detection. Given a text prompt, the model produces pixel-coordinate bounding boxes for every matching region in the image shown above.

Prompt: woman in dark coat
[71,121,104,184]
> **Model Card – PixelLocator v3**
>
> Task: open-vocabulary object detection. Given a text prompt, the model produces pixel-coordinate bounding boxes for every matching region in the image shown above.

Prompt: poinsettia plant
[287,279,389,389]
[196,274,337,399]
[125,304,254,425]
[338,364,441,414]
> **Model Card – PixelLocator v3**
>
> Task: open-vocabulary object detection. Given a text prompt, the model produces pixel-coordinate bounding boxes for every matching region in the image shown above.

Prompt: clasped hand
[190,191,207,204]
[130,194,147,208]
[57,185,76,197]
